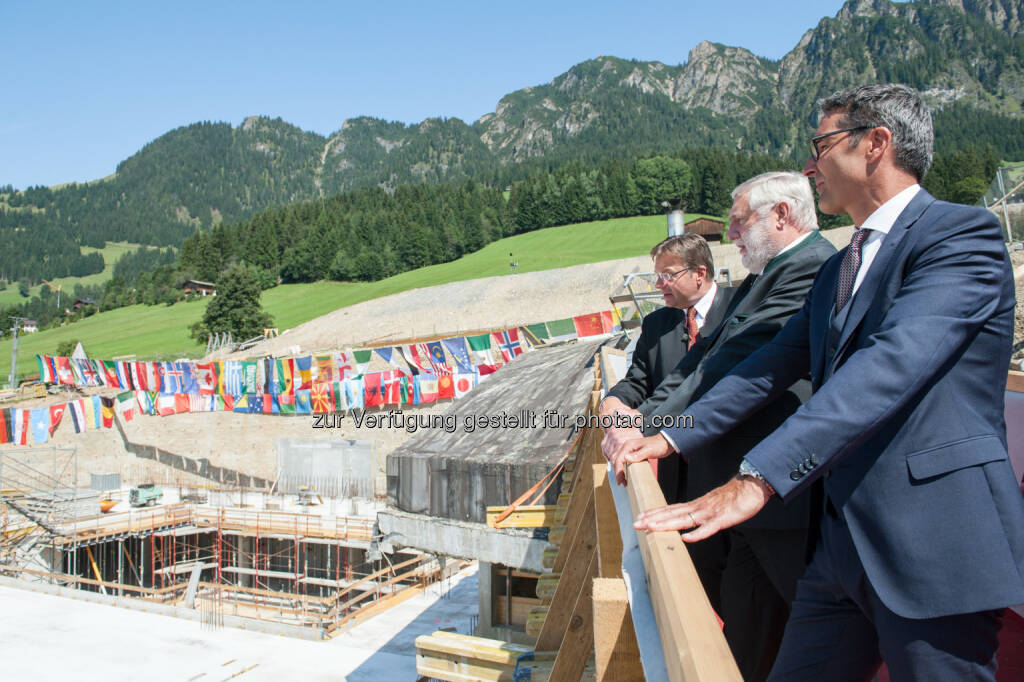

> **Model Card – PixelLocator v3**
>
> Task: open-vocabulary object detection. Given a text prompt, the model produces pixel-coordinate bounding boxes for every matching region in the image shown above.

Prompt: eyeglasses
[654,268,689,285]
[810,125,872,161]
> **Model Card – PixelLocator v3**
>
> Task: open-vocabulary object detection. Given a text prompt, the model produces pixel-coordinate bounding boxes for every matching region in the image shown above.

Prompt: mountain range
[3,0,1024,281]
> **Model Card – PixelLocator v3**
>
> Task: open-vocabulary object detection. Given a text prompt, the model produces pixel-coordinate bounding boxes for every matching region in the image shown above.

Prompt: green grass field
[0,213,722,381]
[0,242,145,307]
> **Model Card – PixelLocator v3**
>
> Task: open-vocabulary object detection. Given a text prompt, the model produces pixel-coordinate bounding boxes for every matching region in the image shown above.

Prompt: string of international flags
[0,310,620,446]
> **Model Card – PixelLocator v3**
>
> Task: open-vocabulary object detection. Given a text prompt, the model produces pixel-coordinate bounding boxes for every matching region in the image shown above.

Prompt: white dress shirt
[852,184,921,296]
[692,281,718,330]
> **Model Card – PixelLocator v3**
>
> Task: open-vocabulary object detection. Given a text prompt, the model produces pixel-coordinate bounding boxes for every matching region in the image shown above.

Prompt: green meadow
[0,242,145,307]
[0,213,721,380]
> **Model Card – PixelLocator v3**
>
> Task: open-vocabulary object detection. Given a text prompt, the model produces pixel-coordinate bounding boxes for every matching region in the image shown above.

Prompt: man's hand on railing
[598,398,644,463]
[632,475,773,541]
[610,433,674,485]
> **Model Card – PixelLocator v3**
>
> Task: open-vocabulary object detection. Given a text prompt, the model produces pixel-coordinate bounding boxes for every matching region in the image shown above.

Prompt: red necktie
[686,306,699,350]
[835,229,871,312]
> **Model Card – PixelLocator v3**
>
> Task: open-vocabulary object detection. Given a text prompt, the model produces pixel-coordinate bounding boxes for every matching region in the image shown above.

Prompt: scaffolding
[0,445,456,638]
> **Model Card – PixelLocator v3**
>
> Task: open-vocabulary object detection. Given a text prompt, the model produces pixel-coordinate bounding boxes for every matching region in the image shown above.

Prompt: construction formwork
[1,445,455,637]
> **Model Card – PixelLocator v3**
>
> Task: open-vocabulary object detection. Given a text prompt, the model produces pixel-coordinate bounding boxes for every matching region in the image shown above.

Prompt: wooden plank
[592,464,623,579]
[536,572,560,601]
[592,578,643,681]
[494,595,540,626]
[535,496,596,650]
[1007,370,1024,393]
[486,505,557,529]
[415,631,547,682]
[549,550,598,681]
[552,464,595,574]
[625,461,741,682]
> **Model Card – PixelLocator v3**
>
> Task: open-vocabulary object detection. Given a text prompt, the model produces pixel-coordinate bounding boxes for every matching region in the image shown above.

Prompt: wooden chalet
[686,216,726,241]
[183,279,216,296]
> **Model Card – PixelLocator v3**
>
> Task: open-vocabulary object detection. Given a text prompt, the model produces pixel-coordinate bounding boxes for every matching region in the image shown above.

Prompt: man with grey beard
[601,171,835,681]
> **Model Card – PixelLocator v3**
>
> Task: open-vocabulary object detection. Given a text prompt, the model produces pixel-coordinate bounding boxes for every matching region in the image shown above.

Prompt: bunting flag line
[442,338,473,373]
[454,369,479,399]
[351,349,372,377]
[30,408,51,444]
[492,329,523,363]
[545,317,578,342]
[466,333,494,366]
[573,312,606,338]
[0,407,10,443]
[295,356,314,391]
[70,400,87,434]
[49,403,66,434]
[12,408,29,445]
[37,355,57,383]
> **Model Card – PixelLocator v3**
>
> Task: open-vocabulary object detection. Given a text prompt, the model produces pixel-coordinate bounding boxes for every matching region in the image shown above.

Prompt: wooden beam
[625,461,741,682]
[415,631,547,681]
[552,463,595,574]
[592,463,623,579]
[592,578,643,681]
[1007,370,1024,393]
[486,505,557,529]
[535,495,596,650]
[549,551,598,681]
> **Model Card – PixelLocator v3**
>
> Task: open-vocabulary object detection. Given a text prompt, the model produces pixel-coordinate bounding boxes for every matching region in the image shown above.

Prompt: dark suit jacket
[662,190,1024,618]
[638,230,836,527]
[606,285,736,502]
[606,285,737,408]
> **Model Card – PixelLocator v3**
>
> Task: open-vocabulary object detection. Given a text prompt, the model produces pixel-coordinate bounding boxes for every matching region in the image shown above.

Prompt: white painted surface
[0,564,478,681]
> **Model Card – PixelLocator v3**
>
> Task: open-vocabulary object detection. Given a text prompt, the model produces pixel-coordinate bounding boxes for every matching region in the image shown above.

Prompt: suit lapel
[830,190,935,370]
[698,286,735,343]
[700,275,755,351]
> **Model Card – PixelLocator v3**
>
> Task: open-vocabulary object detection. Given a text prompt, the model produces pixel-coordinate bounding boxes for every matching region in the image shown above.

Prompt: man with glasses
[601,233,737,503]
[617,84,1023,680]
[604,171,835,681]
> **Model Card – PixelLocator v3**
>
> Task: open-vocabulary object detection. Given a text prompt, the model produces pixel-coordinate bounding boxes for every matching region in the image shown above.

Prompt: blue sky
[1,1,853,189]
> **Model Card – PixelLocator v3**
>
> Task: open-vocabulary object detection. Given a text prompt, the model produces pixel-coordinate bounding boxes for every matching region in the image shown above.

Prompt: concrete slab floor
[0,564,478,682]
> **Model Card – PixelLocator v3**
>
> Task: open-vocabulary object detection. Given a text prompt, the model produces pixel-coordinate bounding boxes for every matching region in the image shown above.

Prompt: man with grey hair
[603,170,836,681]
[618,83,1024,679]
[601,233,736,503]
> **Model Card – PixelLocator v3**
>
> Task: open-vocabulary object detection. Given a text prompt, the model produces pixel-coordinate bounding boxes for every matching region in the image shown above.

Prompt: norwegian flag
[491,330,523,363]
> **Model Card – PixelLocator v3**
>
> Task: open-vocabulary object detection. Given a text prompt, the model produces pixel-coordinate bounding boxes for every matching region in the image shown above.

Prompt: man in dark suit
[618,84,1024,680]
[601,233,736,503]
[606,171,836,681]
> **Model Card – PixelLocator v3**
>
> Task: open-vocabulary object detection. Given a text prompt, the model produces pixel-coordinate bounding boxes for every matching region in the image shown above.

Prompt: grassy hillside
[0,213,719,380]
[0,242,143,307]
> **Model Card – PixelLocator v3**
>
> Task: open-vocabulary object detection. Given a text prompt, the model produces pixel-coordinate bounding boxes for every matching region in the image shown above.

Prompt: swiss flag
[56,357,75,385]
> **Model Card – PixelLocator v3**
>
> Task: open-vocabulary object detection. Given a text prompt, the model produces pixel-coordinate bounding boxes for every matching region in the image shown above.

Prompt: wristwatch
[738,459,776,496]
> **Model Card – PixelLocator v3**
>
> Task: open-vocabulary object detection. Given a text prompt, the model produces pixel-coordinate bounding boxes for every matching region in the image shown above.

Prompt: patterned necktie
[835,228,871,312]
[686,306,699,350]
